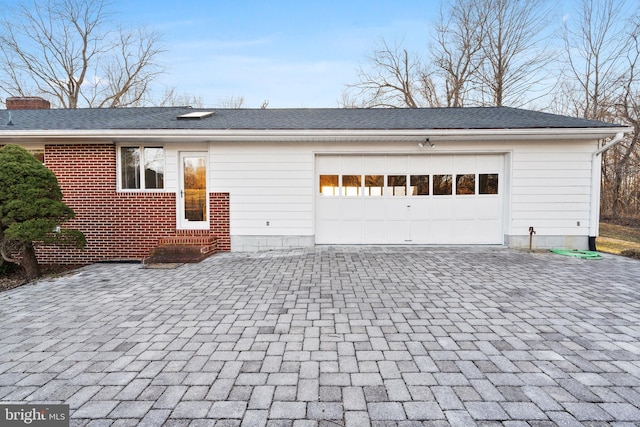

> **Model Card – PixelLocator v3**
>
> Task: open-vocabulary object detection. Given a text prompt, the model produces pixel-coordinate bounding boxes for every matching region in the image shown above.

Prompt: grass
[598,222,640,255]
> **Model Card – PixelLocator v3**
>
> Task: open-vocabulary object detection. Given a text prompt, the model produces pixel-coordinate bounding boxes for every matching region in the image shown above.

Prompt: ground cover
[598,221,640,258]
[0,264,81,292]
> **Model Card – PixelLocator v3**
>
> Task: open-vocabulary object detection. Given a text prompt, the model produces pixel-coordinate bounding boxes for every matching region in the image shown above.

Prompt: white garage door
[315,154,504,244]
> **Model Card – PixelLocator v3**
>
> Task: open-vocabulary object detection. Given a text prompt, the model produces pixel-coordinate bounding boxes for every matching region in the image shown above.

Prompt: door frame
[177,151,210,230]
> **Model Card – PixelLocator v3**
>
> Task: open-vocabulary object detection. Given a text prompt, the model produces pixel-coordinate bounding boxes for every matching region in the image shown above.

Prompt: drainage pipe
[589,132,625,250]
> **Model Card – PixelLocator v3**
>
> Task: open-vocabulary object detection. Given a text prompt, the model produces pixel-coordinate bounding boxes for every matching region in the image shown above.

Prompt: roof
[0,106,623,131]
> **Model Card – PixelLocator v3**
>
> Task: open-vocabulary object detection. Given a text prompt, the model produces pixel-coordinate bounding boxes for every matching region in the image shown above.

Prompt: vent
[176,111,215,120]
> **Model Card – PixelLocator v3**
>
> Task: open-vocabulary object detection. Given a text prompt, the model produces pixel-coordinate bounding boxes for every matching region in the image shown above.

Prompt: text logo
[1,405,69,427]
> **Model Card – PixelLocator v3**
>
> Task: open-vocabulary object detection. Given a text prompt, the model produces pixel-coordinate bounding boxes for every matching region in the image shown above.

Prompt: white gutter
[0,126,632,143]
[593,131,626,156]
[589,131,626,243]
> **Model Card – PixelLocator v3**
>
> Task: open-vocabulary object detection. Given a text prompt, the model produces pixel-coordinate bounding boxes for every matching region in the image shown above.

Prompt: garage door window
[433,175,452,195]
[320,172,498,197]
[456,174,475,195]
[479,174,499,194]
[342,175,362,196]
[319,175,339,196]
[388,175,407,196]
[410,175,429,195]
[365,175,384,196]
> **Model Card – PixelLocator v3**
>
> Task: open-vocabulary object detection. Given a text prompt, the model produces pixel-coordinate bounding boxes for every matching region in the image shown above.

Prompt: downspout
[589,131,625,251]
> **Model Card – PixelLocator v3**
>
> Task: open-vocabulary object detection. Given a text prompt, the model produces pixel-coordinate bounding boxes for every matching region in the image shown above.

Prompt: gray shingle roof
[0,106,622,131]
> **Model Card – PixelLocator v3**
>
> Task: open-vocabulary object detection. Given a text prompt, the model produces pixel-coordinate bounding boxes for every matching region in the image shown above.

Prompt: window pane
[183,156,207,221]
[29,149,45,163]
[319,175,339,196]
[144,147,164,189]
[342,175,361,196]
[121,147,140,189]
[433,174,452,195]
[456,174,475,195]
[387,175,406,196]
[479,174,499,194]
[364,175,384,196]
[410,175,429,195]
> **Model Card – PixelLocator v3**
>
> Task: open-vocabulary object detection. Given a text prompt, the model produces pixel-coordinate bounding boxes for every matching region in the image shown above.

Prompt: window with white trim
[120,146,165,190]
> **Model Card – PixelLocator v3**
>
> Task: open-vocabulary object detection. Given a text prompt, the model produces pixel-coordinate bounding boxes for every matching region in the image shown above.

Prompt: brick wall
[34,144,230,265]
[211,193,231,251]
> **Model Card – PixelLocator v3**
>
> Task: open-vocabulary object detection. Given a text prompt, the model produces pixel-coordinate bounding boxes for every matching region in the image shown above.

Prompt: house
[0,97,631,265]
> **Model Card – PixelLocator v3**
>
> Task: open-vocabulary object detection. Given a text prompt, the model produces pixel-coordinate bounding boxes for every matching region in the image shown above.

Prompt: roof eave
[0,126,632,143]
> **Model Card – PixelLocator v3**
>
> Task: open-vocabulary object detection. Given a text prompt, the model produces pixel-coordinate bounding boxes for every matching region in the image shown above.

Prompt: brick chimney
[6,96,51,110]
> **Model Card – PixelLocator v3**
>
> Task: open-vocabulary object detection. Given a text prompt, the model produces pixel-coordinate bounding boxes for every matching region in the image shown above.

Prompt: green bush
[0,144,86,278]
[0,261,19,276]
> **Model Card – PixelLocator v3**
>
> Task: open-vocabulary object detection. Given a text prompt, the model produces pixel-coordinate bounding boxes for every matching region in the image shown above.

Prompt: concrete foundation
[506,234,589,251]
[231,235,315,252]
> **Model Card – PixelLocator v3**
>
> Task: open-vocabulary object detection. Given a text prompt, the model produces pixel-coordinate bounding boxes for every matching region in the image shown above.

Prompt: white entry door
[178,152,209,229]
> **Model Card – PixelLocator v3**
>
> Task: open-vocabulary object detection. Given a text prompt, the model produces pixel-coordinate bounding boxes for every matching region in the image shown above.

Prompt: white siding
[206,138,599,249]
[209,143,313,237]
[510,141,595,237]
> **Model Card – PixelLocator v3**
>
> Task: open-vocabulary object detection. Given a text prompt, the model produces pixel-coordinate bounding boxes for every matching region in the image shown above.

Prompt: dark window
[364,175,384,196]
[387,175,407,196]
[456,174,475,195]
[120,146,164,190]
[479,174,499,194]
[433,174,452,195]
[28,149,45,163]
[144,147,164,189]
[410,175,429,195]
[121,147,141,189]
[342,175,362,196]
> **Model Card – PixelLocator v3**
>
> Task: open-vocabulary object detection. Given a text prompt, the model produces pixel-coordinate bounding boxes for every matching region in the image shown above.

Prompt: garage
[315,154,505,244]
[6,105,628,256]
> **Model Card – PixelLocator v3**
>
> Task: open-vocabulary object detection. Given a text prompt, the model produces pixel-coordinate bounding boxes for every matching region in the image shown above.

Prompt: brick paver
[1,246,640,425]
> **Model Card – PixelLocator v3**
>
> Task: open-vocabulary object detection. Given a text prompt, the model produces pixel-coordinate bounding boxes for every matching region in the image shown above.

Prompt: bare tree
[156,87,205,108]
[345,0,551,109]
[344,39,439,108]
[560,0,627,121]
[557,0,640,220]
[432,0,486,107]
[217,96,245,109]
[478,0,553,107]
[605,18,640,218]
[0,0,164,108]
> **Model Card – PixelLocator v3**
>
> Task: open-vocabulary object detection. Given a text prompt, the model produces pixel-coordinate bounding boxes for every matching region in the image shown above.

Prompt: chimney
[6,96,51,110]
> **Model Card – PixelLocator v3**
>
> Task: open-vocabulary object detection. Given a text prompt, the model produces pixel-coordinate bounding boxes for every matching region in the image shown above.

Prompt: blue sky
[113,0,435,108]
[112,0,576,109]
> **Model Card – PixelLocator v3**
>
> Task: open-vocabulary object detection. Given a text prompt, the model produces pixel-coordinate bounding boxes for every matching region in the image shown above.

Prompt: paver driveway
[1,246,640,426]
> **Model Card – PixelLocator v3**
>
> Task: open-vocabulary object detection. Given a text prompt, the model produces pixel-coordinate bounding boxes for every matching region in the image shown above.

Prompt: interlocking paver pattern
[1,246,640,426]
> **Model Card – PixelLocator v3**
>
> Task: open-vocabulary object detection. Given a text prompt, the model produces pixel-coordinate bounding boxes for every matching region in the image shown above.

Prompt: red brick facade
[211,193,231,251]
[34,144,230,265]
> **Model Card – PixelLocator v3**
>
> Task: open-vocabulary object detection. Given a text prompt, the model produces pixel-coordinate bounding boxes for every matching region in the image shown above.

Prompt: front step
[145,234,218,264]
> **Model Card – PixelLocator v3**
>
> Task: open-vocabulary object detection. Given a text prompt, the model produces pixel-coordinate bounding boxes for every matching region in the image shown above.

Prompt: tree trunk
[21,244,42,279]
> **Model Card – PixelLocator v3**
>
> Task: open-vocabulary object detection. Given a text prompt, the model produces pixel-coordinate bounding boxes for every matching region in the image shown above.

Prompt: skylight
[176,111,215,120]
